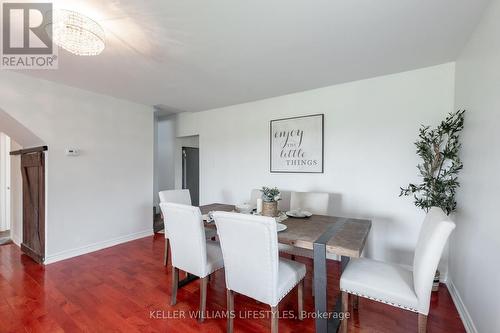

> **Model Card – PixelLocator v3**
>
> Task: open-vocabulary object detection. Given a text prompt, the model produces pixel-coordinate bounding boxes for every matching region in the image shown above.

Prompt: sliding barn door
[20,151,45,263]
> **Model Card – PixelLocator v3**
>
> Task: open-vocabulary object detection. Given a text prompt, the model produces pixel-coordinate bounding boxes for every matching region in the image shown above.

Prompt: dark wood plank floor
[0,234,465,332]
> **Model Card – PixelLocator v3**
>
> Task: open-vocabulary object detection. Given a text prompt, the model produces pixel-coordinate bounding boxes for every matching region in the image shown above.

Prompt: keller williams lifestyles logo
[1,2,58,69]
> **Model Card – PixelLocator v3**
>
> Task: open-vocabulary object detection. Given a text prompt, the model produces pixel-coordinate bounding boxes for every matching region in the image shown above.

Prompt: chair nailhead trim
[277,278,304,304]
[340,288,418,313]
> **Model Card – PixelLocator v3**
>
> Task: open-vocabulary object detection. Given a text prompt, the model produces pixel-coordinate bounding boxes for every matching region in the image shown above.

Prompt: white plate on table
[286,210,312,218]
[204,211,286,231]
[277,223,287,232]
[235,203,253,214]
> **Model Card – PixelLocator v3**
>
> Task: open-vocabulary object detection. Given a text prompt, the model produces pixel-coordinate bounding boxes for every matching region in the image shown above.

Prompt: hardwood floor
[0,234,465,332]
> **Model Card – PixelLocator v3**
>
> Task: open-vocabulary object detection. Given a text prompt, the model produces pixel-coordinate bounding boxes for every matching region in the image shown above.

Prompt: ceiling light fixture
[50,9,105,56]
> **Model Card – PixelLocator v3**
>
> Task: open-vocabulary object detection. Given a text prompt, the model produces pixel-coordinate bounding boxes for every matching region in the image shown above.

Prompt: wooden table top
[201,203,372,258]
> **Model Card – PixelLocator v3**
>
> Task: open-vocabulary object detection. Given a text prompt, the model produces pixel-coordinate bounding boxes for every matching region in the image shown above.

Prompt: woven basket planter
[262,201,278,217]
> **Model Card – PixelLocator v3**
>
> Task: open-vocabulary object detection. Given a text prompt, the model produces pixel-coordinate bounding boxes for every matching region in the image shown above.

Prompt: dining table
[178,203,372,333]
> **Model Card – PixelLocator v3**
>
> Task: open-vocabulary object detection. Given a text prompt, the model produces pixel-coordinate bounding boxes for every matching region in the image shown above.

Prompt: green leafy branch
[260,187,281,202]
[400,110,465,215]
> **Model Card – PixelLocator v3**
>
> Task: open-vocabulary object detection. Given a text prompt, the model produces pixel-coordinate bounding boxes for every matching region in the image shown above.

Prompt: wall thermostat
[65,148,80,156]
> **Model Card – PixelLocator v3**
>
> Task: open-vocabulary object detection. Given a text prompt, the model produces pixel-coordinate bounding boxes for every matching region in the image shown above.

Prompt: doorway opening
[175,135,200,206]
[182,146,200,206]
[0,109,47,263]
[153,113,201,231]
[0,133,12,245]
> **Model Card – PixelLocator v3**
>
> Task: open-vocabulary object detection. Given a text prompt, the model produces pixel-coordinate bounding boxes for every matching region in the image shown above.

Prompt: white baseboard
[12,235,21,247]
[440,270,448,283]
[446,279,478,333]
[44,229,153,264]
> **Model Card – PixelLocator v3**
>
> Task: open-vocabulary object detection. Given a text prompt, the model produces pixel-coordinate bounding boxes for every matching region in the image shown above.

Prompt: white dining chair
[339,207,456,333]
[249,188,292,212]
[158,189,217,266]
[279,192,335,261]
[249,188,261,207]
[159,202,224,322]
[213,211,306,333]
[290,191,329,215]
[278,191,333,296]
[159,189,192,205]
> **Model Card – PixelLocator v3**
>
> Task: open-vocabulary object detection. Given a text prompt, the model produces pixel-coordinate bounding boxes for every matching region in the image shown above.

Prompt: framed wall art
[270,114,324,173]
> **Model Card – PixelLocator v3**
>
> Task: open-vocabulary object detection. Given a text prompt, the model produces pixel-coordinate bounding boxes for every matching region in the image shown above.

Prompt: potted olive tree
[400,110,465,214]
[400,110,465,291]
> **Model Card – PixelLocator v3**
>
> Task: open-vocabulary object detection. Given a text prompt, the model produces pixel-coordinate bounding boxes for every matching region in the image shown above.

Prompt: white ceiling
[21,0,490,112]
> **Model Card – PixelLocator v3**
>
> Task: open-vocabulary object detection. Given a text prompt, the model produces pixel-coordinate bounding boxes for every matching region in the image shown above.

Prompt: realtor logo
[1,2,58,69]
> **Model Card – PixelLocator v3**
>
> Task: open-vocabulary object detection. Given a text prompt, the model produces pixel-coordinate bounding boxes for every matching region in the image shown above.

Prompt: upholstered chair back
[290,192,329,215]
[159,189,192,205]
[250,189,261,205]
[213,212,279,305]
[413,207,456,314]
[159,202,208,277]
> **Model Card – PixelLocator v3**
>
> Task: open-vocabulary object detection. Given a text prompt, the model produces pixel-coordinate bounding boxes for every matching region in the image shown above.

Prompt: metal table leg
[313,219,348,333]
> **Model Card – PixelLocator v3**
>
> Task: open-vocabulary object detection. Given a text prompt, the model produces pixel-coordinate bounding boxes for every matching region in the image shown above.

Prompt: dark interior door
[182,147,199,206]
[20,151,45,263]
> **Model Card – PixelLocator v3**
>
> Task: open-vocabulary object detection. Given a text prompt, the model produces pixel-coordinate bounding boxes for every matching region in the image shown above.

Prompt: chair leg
[418,314,427,333]
[171,266,179,305]
[340,291,348,333]
[297,280,304,320]
[271,305,279,333]
[312,275,315,297]
[226,289,234,333]
[353,295,359,310]
[164,238,170,266]
[199,276,208,323]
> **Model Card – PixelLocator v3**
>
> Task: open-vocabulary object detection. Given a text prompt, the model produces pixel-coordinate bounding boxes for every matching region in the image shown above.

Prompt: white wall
[10,139,22,246]
[153,113,159,209]
[0,133,10,231]
[176,63,456,271]
[0,109,43,147]
[156,115,177,205]
[451,1,500,332]
[0,72,154,263]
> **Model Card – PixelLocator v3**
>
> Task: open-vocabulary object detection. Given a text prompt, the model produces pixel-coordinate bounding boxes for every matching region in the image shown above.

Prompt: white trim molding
[446,279,478,333]
[44,230,153,264]
[11,233,21,247]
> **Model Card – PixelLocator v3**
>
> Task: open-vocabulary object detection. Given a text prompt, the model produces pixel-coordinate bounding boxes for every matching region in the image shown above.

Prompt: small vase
[262,201,278,217]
